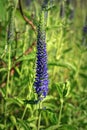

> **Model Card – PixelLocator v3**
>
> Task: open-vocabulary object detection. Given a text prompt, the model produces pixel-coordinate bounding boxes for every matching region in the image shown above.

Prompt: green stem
[75,51,84,89]
[18,105,27,130]
[58,98,63,128]
[37,103,41,130]
[21,105,27,120]
[7,45,11,97]
[4,44,11,127]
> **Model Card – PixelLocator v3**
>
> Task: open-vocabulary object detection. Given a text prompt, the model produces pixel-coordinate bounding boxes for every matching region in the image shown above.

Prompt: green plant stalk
[37,103,41,130]
[4,44,11,127]
[75,51,84,89]
[52,26,63,80]
[19,105,28,129]
[4,0,17,127]
[58,98,64,128]
[7,45,11,97]
[21,105,28,120]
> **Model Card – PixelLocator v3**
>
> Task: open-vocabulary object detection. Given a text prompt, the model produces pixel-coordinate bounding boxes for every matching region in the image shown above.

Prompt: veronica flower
[69,8,74,20]
[82,16,87,47]
[65,0,74,20]
[25,0,31,6]
[66,0,71,5]
[60,3,65,18]
[34,12,49,100]
[83,25,87,33]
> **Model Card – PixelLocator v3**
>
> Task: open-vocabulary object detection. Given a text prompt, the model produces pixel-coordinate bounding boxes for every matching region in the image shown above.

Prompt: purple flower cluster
[60,0,74,20]
[82,16,87,47]
[34,21,48,100]
[83,26,87,33]
[83,16,87,33]
[66,0,71,5]
[60,3,65,18]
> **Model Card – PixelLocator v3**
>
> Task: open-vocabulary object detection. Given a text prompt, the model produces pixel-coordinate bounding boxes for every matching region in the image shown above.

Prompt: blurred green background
[0,0,87,130]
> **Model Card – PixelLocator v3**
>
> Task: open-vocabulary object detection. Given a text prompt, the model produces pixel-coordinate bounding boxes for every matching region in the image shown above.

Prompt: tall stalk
[4,43,11,127]
[58,98,64,128]
[37,103,41,130]
[4,0,17,127]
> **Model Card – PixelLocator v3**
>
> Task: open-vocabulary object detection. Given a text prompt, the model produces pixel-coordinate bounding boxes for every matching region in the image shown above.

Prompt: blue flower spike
[34,9,49,101]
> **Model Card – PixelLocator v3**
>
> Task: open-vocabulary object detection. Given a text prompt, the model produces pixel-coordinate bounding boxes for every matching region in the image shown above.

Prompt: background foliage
[0,0,87,130]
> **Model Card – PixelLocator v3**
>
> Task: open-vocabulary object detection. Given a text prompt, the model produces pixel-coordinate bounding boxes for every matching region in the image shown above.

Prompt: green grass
[0,0,87,130]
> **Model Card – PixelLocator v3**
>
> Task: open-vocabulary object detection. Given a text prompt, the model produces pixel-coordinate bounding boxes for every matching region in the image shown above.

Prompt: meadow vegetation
[0,0,87,130]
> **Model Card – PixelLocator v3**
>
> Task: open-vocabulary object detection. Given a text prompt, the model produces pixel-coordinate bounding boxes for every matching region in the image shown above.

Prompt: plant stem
[6,45,11,97]
[37,103,41,130]
[58,98,63,128]
[4,44,11,127]
[21,105,27,120]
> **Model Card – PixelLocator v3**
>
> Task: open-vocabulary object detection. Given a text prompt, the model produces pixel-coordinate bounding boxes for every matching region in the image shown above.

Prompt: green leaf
[44,124,59,130]
[16,53,35,62]
[42,95,57,102]
[17,119,30,130]
[56,83,63,98]
[27,117,38,123]
[6,97,24,107]
[45,124,77,130]
[63,81,70,98]
[42,102,58,113]
[79,73,87,79]
[0,124,5,130]
[10,115,16,125]
[81,66,87,70]
[0,68,7,72]
[63,48,72,54]
[48,61,76,73]
[60,124,77,130]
